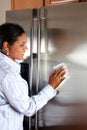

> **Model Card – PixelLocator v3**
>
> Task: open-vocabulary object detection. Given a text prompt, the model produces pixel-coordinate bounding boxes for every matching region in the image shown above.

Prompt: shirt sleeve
[1,72,57,116]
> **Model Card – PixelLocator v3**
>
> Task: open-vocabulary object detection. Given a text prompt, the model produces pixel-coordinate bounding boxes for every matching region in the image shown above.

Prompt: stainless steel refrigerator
[6,2,87,130]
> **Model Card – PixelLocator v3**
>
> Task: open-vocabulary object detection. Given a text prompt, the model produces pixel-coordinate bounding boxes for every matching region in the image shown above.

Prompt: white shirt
[0,52,57,130]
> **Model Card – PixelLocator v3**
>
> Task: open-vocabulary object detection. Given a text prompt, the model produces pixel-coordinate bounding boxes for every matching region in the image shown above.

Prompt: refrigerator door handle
[34,9,41,130]
[29,9,40,130]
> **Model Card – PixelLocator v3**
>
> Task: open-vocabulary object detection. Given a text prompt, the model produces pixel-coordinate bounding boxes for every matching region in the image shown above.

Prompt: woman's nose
[24,44,28,51]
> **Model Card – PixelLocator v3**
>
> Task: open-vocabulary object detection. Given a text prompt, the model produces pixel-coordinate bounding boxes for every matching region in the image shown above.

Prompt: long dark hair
[0,23,25,49]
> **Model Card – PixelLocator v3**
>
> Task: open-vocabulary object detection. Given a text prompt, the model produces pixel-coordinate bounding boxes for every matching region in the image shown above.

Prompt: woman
[0,23,66,130]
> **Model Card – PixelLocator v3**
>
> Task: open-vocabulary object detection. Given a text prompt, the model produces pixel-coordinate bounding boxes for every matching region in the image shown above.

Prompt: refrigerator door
[39,2,87,129]
[6,9,40,130]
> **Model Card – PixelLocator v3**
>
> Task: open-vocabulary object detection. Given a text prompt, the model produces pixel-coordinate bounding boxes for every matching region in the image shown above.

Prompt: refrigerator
[6,2,87,130]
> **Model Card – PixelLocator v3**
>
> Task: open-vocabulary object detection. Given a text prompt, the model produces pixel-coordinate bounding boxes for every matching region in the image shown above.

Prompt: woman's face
[8,33,28,61]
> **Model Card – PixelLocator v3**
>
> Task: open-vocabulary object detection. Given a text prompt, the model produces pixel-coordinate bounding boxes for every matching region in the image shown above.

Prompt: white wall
[0,0,11,25]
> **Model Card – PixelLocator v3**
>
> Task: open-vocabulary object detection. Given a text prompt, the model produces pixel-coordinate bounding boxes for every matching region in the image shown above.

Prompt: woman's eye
[19,42,26,47]
[20,43,24,47]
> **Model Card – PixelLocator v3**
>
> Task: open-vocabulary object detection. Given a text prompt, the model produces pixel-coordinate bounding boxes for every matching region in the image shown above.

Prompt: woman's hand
[48,67,66,89]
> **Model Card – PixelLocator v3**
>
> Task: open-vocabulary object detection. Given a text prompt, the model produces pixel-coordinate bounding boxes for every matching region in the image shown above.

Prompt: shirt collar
[0,52,21,73]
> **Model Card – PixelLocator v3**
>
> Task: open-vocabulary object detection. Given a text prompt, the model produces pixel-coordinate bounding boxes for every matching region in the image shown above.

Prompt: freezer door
[6,9,34,130]
[39,2,87,129]
[6,8,42,130]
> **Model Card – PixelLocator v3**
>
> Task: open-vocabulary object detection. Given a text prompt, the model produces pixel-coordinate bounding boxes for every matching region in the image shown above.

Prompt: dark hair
[0,23,25,49]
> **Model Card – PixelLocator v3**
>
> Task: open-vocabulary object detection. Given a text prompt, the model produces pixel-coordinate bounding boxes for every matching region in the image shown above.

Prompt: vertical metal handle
[29,9,40,130]
[28,17,34,130]
[35,9,40,130]
[33,9,40,130]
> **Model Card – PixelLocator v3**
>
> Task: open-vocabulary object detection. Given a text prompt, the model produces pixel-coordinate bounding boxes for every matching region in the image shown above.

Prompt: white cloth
[0,52,57,130]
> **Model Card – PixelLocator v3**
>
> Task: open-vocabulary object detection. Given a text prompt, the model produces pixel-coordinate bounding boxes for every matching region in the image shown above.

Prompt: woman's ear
[2,41,10,55]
